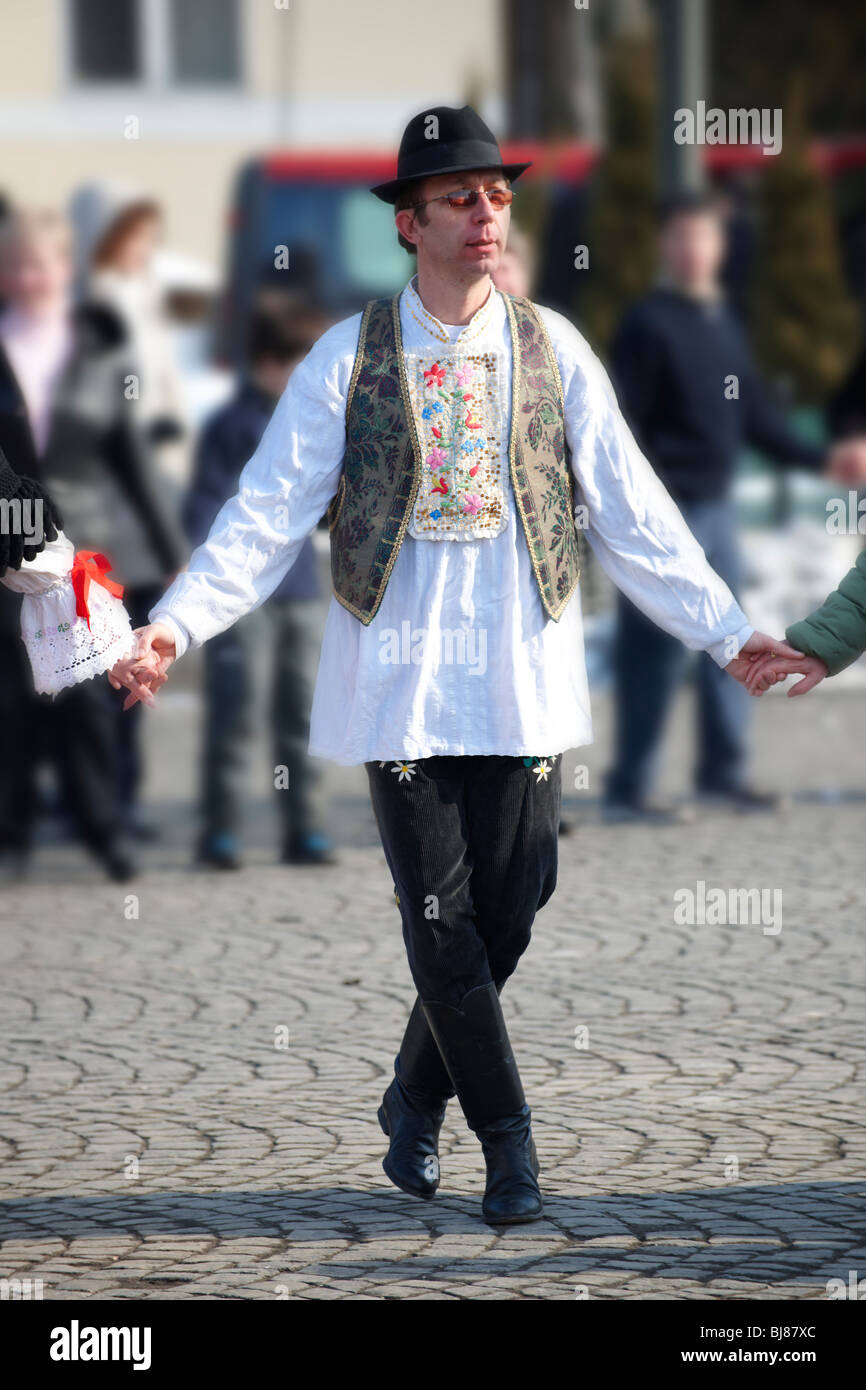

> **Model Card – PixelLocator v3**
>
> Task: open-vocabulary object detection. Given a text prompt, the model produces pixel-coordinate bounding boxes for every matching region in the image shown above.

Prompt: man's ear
[395,209,420,249]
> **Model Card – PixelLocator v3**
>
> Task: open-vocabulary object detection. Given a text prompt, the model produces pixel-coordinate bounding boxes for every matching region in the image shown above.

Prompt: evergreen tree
[749,74,859,404]
[579,34,658,356]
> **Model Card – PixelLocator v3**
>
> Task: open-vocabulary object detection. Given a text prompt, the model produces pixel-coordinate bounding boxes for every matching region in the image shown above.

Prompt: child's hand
[745,652,829,697]
[108,624,176,710]
[108,648,161,710]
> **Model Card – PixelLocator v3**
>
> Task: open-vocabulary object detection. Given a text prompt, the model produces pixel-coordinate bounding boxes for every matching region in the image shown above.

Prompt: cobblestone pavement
[1,675,864,1300]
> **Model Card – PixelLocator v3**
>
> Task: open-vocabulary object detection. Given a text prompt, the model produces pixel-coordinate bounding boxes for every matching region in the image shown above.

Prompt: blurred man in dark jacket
[604,191,865,821]
[183,305,335,869]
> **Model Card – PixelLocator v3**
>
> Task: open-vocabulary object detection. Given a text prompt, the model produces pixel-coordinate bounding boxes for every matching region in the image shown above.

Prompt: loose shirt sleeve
[544,308,754,668]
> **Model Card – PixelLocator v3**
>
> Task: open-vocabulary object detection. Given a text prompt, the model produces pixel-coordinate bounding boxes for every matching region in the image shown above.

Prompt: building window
[67,0,241,88]
[170,0,240,84]
[70,0,141,82]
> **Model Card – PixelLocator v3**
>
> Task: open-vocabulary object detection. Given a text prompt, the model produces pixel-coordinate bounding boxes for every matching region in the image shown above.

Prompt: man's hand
[826,437,866,485]
[108,621,177,710]
[724,630,805,689]
[744,651,829,697]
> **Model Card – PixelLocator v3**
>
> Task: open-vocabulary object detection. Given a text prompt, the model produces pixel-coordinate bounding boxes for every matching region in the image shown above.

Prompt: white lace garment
[1,531,135,695]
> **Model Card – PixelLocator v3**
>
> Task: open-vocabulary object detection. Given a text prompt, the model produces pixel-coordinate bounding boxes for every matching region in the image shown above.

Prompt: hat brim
[371,160,532,204]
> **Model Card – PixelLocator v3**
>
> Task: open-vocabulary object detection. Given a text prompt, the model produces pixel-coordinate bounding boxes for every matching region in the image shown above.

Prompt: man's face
[396,167,510,281]
[659,211,725,288]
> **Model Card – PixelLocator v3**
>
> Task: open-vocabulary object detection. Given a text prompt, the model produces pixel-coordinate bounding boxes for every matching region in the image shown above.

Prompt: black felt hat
[371,105,531,204]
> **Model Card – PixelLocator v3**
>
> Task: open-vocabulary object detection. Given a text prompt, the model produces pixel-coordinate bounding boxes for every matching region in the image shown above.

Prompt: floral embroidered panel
[404,351,510,541]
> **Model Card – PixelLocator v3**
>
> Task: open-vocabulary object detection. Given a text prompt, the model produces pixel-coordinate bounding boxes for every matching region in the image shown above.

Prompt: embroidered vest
[325,292,581,625]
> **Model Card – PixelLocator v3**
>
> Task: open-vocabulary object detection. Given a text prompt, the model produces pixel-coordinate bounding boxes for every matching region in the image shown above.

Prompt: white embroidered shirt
[151,277,753,765]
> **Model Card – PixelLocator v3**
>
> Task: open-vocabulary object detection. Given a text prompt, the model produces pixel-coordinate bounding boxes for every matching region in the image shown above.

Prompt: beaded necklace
[405,276,495,345]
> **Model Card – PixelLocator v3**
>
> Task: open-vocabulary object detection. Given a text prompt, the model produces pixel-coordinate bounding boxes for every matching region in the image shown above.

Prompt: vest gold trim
[325,291,581,625]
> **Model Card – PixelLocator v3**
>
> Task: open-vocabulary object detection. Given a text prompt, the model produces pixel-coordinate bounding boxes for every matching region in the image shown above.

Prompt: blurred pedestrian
[0,208,183,877]
[491,225,535,299]
[70,182,190,835]
[603,190,863,822]
[182,303,335,869]
[69,182,189,481]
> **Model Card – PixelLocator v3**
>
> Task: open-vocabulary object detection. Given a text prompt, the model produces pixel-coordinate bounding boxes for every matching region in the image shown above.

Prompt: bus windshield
[265,183,409,306]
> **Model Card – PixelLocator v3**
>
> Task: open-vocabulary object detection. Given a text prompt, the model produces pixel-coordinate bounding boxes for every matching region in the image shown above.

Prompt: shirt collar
[402,273,498,345]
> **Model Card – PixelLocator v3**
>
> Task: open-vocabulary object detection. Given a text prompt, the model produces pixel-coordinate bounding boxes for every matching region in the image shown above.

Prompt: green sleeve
[786,548,866,676]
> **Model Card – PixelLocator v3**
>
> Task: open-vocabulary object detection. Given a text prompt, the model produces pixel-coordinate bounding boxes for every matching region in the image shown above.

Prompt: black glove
[0,449,63,577]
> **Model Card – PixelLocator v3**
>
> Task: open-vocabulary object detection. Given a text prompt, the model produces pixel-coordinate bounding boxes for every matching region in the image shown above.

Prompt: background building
[0,0,505,268]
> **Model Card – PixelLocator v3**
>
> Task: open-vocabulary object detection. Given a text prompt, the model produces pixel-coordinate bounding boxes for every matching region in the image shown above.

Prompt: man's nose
[472,192,497,220]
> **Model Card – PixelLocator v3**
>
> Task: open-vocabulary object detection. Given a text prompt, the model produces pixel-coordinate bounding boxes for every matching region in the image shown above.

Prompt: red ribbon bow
[71,551,124,631]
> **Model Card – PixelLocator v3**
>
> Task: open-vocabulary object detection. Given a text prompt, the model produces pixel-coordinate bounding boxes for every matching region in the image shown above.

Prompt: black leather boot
[476,1105,541,1225]
[378,998,455,1199]
[422,981,543,1226]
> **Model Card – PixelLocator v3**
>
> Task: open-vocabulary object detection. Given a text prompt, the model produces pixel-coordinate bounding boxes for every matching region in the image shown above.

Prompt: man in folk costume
[111,107,800,1225]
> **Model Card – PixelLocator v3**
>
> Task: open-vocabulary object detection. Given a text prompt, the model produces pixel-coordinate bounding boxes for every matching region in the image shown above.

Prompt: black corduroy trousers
[365,754,562,1008]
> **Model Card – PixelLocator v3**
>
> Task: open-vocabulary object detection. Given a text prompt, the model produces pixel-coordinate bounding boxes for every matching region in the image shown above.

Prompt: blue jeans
[605,497,751,804]
[200,598,327,842]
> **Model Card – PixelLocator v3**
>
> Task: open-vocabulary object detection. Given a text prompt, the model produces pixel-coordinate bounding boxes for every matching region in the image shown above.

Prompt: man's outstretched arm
[110,319,356,708]
[550,311,802,680]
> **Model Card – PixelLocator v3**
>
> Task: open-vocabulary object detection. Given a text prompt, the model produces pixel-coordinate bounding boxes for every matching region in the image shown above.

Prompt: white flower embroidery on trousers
[377,756,558,785]
[379,761,418,782]
[522,755,559,782]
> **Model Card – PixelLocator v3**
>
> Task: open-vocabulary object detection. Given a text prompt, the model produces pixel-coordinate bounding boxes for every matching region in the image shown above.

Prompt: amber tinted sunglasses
[407,185,514,211]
